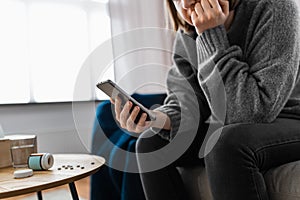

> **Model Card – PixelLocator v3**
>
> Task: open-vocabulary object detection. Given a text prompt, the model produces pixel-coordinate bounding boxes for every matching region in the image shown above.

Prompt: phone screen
[96,80,156,122]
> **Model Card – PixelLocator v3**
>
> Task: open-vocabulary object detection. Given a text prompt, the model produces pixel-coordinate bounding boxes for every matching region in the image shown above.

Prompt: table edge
[0,154,105,199]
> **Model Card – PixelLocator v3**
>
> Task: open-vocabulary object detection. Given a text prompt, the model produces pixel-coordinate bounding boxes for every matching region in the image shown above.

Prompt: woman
[112,0,300,199]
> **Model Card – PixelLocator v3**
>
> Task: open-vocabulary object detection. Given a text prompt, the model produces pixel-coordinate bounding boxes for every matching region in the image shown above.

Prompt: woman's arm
[197,0,300,124]
[153,32,211,141]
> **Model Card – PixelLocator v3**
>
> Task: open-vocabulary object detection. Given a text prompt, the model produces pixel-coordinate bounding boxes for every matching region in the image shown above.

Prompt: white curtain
[108,0,174,94]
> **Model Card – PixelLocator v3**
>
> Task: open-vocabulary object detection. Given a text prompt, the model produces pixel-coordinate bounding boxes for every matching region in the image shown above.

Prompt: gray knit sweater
[156,0,300,141]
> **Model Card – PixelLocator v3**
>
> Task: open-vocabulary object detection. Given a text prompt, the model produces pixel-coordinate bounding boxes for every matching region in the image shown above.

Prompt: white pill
[14,169,33,179]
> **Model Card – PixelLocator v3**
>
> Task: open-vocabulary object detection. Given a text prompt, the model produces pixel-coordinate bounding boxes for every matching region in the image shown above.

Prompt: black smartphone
[96,80,156,122]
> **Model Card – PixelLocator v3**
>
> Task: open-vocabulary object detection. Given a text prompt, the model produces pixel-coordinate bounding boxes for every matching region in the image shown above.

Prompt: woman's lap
[208,118,300,169]
[137,117,300,200]
[205,117,300,200]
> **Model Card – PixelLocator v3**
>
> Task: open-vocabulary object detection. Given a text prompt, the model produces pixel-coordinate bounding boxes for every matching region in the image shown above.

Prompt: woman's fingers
[192,0,229,34]
[191,10,198,25]
[126,106,140,131]
[200,0,212,11]
[135,113,150,133]
[110,98,115,104]
[119,101,132,128]
[196,0,222,19]
[208,0,222,11]
[113,98,153,133]
[127,108,151,133]
[218,0,229,16]
[194,2,204,15]
[114,96,122,121]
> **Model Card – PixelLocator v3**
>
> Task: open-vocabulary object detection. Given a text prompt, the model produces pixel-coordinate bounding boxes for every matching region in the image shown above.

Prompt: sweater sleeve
[197,0,300,124]
[155,32,211,141]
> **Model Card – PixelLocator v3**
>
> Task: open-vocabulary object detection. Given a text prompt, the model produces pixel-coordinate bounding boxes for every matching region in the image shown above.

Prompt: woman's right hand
[191,0,230,35]
[110,96,171,134]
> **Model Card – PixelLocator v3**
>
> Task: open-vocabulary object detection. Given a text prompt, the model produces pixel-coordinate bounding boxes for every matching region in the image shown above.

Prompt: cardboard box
[0,139,12,168]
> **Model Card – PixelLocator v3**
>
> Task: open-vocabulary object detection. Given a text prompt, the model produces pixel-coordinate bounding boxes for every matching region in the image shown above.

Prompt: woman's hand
[111,96,150,133]
[191,0,229,35]
[111,96,171,134]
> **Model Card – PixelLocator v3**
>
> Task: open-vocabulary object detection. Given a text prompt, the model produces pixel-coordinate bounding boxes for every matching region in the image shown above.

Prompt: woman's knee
[204,123,256,166]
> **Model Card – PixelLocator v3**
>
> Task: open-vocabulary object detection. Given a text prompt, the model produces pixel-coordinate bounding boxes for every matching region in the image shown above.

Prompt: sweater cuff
[196,25,230,63]
[153,106,181,141]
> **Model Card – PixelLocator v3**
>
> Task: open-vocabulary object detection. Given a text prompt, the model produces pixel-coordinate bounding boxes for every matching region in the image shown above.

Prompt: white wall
[0,102,97,153]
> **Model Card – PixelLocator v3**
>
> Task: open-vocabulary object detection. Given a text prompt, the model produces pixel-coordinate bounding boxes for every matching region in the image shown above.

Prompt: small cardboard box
[0,138,12,168]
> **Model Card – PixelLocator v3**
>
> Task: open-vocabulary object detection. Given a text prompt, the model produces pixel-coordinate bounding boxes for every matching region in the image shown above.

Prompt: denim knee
[204,123,257,168]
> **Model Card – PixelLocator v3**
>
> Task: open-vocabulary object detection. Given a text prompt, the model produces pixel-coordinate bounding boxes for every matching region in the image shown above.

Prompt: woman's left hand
[191,0,229,35]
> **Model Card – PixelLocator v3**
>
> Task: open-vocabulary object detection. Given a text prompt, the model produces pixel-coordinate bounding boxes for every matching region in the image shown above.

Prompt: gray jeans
[136,118,300,200]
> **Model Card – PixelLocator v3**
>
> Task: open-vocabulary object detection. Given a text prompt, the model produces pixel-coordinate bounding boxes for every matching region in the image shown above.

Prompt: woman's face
[172,0,200,26]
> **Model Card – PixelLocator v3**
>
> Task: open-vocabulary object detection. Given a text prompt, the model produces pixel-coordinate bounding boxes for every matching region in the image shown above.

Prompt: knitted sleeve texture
[197,0,300,124]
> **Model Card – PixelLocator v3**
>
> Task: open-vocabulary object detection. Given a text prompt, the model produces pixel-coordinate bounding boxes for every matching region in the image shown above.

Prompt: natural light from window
[0,0,113,104]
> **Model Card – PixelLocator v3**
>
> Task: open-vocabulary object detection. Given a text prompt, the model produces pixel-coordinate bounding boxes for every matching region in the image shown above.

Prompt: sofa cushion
[264,161,300,200]
[178,160,300,200]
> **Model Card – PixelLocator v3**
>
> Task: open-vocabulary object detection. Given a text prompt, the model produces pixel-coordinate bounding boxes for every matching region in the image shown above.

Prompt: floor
[4,177,90,200]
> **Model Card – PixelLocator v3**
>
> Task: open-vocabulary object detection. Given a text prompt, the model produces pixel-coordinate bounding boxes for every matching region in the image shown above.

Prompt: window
[0,0,113,104]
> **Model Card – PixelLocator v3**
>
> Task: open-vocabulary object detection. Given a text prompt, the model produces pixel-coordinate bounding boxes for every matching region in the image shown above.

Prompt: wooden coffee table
[0,154,105,200]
